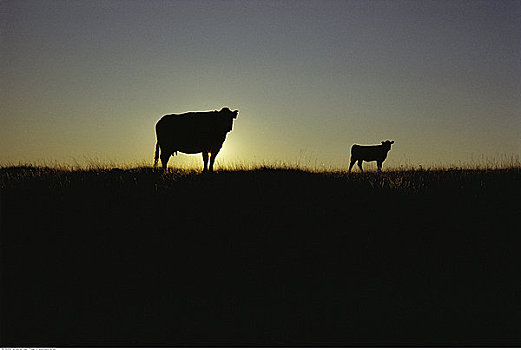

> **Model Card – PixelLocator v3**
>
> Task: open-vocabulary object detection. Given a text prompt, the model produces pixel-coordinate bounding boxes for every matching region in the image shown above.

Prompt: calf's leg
[348,158,356,172]
[357,160,363,172]
[202,152,209,172]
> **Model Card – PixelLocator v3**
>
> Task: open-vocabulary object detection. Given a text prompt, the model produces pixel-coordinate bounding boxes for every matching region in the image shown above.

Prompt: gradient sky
[2,0,520,169]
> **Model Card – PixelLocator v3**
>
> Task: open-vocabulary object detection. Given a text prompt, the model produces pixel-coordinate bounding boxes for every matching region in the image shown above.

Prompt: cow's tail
[154,142,159,168]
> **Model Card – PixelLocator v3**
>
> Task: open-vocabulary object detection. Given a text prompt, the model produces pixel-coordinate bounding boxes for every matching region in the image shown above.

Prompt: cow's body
[349,140,394,172]
[154,107,238,171]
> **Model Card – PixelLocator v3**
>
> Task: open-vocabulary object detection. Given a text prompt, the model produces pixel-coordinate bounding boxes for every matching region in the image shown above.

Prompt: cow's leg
[348,158,356,172]
[357,160,363,172]
[209,149,221,172]
[154,143,160,168]
[377,160,383,171]
[160,149,171,171]
[202,152,209,172]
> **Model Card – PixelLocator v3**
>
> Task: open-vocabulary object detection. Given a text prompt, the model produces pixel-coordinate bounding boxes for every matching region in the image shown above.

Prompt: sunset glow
[2,0,520,169]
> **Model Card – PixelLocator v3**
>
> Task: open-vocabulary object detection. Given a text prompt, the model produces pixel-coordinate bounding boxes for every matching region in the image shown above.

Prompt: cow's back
[156,112,227,152]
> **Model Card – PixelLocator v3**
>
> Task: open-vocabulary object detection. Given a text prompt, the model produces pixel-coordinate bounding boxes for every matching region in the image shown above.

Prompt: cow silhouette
[349,140,394,172]
[154,107,239,172]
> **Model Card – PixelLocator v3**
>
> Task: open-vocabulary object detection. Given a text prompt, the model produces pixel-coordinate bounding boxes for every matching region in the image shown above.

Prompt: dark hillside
[1,166,520,346]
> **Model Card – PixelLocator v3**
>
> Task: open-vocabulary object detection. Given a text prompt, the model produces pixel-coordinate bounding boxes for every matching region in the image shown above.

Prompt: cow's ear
[233,110,238,118]
[390,141,394,144]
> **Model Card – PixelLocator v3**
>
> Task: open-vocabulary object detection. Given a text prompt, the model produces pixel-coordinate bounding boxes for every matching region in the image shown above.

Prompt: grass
[1,164,521,346]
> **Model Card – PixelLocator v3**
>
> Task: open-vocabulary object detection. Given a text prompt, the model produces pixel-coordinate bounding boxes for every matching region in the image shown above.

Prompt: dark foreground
[1,166,520,346]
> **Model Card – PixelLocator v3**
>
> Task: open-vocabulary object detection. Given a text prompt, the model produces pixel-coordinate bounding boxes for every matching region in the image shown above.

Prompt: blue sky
[2,0,520,169]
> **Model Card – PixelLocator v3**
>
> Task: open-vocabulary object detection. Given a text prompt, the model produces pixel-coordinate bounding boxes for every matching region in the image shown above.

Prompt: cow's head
[220,107,239,118]
[381,140,394,151]
[220,107,239,131]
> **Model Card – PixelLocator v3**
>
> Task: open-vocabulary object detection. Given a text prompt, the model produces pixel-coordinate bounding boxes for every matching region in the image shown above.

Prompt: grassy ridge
[1,166,521,346]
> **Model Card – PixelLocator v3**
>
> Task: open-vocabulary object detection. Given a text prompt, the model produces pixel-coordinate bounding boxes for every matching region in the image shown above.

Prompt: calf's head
[381,140,394,151]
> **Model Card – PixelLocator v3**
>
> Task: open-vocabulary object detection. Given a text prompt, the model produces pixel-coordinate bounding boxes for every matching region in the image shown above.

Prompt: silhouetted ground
[1,166,520,346]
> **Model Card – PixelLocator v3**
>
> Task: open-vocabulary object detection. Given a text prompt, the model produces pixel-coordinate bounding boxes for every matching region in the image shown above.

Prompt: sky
[2,0,520,169]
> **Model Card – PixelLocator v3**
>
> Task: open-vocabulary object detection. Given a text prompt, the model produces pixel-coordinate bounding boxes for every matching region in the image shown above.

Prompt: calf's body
[349,140,394,172]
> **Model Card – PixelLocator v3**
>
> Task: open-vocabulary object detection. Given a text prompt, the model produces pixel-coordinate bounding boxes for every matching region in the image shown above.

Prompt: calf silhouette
[349,140,394,172]
[154,107,239,172]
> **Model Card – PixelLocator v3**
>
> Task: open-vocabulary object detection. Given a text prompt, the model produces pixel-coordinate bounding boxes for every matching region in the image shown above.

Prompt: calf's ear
[233,110,239,118]
[390,141,394,144]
